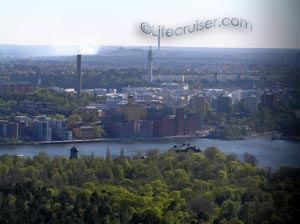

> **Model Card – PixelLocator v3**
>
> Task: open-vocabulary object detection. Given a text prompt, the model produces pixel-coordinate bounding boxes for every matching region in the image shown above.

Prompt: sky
[0,0,300,49]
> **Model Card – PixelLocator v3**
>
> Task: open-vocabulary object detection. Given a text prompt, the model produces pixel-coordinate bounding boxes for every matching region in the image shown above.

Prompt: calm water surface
[1,135,299,169]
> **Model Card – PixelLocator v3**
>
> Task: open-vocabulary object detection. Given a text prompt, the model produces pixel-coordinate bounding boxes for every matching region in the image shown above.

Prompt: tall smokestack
[148,47,153,83]
[158,32,160,51]
[76,54,82,99]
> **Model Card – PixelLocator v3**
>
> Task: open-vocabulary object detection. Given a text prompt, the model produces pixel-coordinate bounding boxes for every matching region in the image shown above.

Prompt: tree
[132,208,162,224]
[68,114,82,124]
[95,126,104,138]
[204,147,220,160]
[105,148,113,164]
[54,114,65,120]
[0,149,299,223]
[220,200,240,220]
[187,195,215,220]
[243,153,258,166]
[120,148,125,158]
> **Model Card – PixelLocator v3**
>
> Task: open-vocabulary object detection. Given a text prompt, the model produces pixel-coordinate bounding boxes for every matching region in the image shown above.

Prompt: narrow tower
[76,54,82,99]
[148,47,153,83]
[237,73,241,85]
[157,32,160,51]
[70,146,79,159]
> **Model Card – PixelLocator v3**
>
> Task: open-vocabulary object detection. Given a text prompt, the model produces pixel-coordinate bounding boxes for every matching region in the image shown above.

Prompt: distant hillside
[0,44,104,58]
[0,44,57,57]
[0,44,299,59]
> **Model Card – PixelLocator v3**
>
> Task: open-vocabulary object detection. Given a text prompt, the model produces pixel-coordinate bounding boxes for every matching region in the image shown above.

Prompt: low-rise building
[72,125,96,139]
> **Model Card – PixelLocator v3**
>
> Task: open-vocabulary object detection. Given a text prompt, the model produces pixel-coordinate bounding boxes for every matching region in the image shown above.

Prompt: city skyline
[0,0,300,50]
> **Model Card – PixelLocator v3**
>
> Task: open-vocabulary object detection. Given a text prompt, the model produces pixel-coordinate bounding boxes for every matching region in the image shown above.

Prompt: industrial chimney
[76,54,82,99]
[148,47,153,83]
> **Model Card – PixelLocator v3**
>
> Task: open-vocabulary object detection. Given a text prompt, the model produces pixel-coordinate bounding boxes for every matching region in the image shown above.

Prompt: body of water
[1,135,299,169]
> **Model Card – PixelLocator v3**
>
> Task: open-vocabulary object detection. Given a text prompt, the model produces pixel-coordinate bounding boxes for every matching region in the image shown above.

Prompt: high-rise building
[106,122,136,138]
[148,47,153,83]
[190,95,210,112]
[32,116,52,141]
[117,104,147,122]
[137,120,153,138]
[8,122,18,140]
[32,120,52,141]
[51,119,72,140]
[260,91,278,110]
[153,117,175,137]
[77,54,82,99]
[175,108,185,135]
[186,113,197,134]
[0,120,18,140]
[217,95,232,113]
[244,95,258,113]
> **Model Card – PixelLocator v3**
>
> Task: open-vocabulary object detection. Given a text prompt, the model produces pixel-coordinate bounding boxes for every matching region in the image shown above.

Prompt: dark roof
[170,143,201,153]
[70,147,79,152]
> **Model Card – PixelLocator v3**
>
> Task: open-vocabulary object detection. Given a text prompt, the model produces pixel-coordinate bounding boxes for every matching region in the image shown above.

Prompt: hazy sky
[0,0,300,49]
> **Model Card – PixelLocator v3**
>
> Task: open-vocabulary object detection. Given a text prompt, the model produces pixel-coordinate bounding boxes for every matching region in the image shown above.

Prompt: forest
[0,147,299,224]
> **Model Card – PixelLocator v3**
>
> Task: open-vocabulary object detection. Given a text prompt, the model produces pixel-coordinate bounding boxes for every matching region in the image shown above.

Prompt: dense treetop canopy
[0,147,299,224]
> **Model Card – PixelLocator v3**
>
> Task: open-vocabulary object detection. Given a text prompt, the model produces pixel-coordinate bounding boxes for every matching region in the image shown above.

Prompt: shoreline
[241,131,274,140]
[0,135,198,147]
[2,131,295,147]
[204,131,273,141]
[271,136,300,141]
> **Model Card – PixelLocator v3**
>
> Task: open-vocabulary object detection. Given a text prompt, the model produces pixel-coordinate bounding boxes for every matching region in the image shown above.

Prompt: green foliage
[243,153,258,166]
[68,114,82,124]
[200,103,297,134]
[0,150,298,223]
[94,125,105,138]
[12,68,149,90]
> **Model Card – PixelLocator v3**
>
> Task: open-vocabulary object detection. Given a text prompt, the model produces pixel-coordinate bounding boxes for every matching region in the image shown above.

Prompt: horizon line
[0,43,299,51]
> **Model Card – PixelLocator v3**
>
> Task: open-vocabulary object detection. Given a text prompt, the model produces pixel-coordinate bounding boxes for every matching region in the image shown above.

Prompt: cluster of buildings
[103,108,200,138]
[189,88,279,114]
[0,55,292,142]
[0,115,72,142]
[76,85,283,139]
[1,51,298,143]
[0,82,32,95]
[83,84,280,114]
[0,82,284,142]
